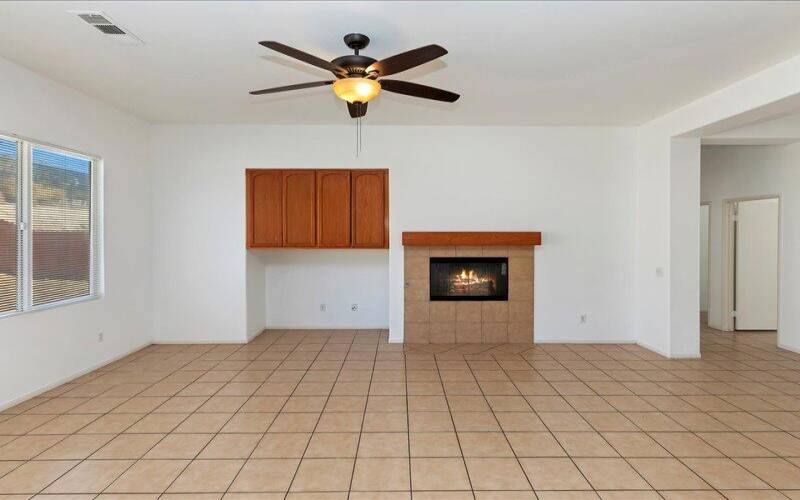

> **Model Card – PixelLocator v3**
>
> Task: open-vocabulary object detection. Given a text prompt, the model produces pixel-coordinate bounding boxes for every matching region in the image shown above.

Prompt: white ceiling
[2,1,800,125]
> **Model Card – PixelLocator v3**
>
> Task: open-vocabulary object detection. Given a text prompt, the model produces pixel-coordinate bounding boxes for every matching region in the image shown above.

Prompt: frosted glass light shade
[332,78,381,103]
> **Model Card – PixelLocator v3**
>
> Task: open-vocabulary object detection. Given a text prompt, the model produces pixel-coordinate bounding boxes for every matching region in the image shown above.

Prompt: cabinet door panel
[317,170,351,247]
[351,169,387,248]
[248,170,282,247]
[283,170,316,247]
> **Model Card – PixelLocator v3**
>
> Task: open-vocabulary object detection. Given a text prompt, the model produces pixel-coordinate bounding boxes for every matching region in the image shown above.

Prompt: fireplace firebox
[429,257,509,301]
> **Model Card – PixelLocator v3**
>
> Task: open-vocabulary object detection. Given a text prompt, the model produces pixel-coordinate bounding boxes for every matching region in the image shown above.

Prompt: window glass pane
[31,147,92,306]
[0,138,19,313]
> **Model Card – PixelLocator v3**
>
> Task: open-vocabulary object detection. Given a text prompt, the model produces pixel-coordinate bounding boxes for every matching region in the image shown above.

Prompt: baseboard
[266,325,390,330]
[154,339,248,345]
[0,341,152,412]
[159,328,389,345]
[635,340,701,359]
[635,340,670,358]
[663,352,701,359]
[535,338,636,344]
[389,337,638,345]
[246,327,265,342]
[778,342,800,355]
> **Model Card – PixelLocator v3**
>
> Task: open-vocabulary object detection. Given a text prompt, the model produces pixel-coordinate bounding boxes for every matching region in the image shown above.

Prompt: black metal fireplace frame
[429,256,509,301]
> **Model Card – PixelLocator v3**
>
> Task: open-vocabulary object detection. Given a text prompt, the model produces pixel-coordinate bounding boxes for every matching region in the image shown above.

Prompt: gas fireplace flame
[454,268,488,286]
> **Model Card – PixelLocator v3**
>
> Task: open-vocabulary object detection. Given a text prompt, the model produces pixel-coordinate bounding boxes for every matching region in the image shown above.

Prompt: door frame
[699,202,711,327]
[721,195,781,333]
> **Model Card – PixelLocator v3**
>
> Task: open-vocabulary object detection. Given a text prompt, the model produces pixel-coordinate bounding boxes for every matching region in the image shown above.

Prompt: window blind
[0,138,19,313]
[30,147,94,306]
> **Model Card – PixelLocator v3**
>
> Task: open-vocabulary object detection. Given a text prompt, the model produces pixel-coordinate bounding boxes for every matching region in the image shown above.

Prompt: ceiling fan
[249,33,460,119]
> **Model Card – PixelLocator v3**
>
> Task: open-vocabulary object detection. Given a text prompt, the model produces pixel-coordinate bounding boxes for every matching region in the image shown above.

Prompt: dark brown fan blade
[379,79,460,102]
[366,44,447,77]
[259,41,346,75]
[347,102,368,118]
[249,81,334,95]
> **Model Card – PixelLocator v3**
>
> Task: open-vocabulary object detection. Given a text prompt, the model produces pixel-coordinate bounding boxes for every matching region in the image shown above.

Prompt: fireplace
[430,257,509,301]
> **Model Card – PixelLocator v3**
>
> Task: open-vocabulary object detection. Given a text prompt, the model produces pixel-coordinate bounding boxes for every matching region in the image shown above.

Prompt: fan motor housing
[331,55,377,77]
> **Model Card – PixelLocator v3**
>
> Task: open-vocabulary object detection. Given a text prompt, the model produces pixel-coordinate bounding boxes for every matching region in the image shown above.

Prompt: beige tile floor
[1,325,800,499]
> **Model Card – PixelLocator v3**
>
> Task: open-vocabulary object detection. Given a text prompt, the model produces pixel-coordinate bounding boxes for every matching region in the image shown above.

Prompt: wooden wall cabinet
[246,168,387,249]
[247,170,282,247]
[316,170,351,247]
[282,170,317,247]
[351,169,388,248]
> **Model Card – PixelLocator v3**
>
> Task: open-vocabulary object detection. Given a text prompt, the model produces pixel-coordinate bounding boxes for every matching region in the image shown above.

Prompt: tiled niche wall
[404,246,534,344]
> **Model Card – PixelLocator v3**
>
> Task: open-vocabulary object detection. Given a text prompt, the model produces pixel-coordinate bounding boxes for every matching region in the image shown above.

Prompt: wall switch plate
[320,304,327,312]
[351,303,359,312]
[98,332,104,343]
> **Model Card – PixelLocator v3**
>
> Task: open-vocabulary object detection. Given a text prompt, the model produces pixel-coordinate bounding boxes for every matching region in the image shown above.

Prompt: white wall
[701,144,798,350]
[151,125,637,344]
[0,57,153,409]
[699,204,709,312]
[259,250,389,329]
[669,138,702,357]
[634,52,800,358]
[245,250,266,340]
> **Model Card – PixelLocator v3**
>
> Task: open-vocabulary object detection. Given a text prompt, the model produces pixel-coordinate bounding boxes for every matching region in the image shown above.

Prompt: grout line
[270,331,358,498]
[27,344,215,496]
[344,331,378,499]
[404,343,415,500]
[153,341,263,498]
[1,329,799,497]
[434,350,476,499]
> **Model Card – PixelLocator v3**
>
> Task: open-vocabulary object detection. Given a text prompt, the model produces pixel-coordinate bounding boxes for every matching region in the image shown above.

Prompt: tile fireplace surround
[403,232,541,344]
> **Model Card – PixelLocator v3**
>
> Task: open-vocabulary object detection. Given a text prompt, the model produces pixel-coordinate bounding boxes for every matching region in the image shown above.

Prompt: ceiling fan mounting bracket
[343,33,370,54]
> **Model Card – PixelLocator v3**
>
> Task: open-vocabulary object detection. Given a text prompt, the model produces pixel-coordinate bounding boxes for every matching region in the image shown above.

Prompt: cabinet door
[247,169,282,247]
[282,170,316,247]
[316,170,351,247]
[351,169,388,248]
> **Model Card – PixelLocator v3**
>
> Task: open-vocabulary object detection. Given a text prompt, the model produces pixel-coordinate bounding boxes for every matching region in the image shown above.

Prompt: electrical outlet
[320,303,327,312]
[97,332,104,343]
[351,303,359,312]
[579,314,587,324]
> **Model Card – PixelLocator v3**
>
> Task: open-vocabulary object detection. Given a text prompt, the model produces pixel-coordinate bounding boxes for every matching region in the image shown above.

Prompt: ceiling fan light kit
[332,78,381,103]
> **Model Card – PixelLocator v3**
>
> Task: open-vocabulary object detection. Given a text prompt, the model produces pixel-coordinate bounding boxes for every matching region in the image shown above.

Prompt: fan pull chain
[355,113,363,157]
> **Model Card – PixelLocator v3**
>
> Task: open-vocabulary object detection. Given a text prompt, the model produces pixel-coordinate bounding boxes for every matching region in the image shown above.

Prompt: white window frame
[0,132,103,318]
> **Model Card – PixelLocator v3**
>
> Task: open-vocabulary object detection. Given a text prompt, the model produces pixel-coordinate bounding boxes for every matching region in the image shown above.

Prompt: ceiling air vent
[71,10,144,45]
[76,13,112,25]
[94,24,127,35]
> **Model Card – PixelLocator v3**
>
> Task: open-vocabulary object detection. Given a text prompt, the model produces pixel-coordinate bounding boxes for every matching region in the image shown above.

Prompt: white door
[735,198,779,330]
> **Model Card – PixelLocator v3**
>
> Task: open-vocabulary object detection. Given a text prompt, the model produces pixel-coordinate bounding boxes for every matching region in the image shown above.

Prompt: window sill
[0,294,102,320]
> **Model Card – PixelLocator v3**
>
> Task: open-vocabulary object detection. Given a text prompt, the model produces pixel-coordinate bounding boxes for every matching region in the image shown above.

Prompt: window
[0,138,19,313]
[0,134,101,316]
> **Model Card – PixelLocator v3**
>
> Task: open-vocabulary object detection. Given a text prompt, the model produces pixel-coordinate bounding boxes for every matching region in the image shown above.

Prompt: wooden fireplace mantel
[402,231,541,247]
